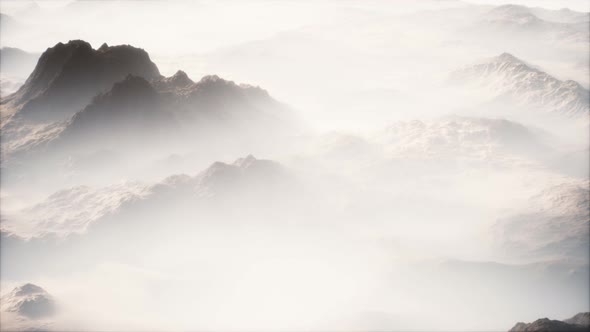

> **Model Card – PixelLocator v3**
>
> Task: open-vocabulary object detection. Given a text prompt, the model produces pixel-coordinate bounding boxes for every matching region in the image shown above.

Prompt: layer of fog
[1,0,589,331]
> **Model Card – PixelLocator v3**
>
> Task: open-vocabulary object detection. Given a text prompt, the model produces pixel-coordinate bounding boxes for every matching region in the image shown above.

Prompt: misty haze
[0,0,589,331]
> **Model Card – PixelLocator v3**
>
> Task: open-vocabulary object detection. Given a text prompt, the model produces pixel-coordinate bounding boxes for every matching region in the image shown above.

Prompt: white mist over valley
[0,1,588,331]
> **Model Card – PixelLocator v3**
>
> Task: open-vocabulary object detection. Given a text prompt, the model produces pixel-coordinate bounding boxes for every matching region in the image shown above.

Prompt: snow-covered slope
[2,182,149,239]
[373,116,550,164]
[451,53,589,118]
[1,283,56,319]
[0,283,56,331]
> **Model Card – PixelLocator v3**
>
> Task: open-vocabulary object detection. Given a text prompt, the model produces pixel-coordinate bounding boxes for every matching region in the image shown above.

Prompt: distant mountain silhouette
[0,283,56,319]
[475,5,589,43]
[564,313,590,326]
[493,180,589,262]
[0,47,40,79]
[451,53,589,118]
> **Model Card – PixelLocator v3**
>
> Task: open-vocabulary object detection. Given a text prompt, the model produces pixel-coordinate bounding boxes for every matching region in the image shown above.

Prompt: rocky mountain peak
[168,70,194,88]
[12,283,46,297]
[1,283,56,319]
[5,39,162,122]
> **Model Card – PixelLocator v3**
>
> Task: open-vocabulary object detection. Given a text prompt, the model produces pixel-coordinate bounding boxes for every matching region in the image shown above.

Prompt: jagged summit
[153,73,268,96]
[199,74,223,83]
[4,39,162,122]
[171,70,192,83]
[195,75,244,89]
[188,75,272,101]
[153,70,194,91]
[0,40,301,160]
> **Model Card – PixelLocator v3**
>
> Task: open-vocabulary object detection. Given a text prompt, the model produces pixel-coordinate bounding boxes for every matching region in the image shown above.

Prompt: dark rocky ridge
[39,70,299,157]
[2,40,161,122]
[0,40,303,174]
[152,70,194,91]
[509,312,590,331]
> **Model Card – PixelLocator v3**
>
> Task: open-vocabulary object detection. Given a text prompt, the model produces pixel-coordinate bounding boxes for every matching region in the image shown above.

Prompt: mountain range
[451,52,589,118]
[1,155,296,240]
[476,5,589,44]
[373,116,551,163]
[0,40,301,166]
[509,312,590,331]
[2,40,161,123]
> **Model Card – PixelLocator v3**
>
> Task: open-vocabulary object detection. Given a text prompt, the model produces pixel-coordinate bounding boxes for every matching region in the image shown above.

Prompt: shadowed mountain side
[1,71,304,180]
[55,75,173,148]
[509,312,590,331]
[0,283,57,320]
[1,40,161,123]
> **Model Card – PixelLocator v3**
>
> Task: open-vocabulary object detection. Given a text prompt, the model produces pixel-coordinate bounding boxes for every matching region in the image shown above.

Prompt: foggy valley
[0,0,589,331]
